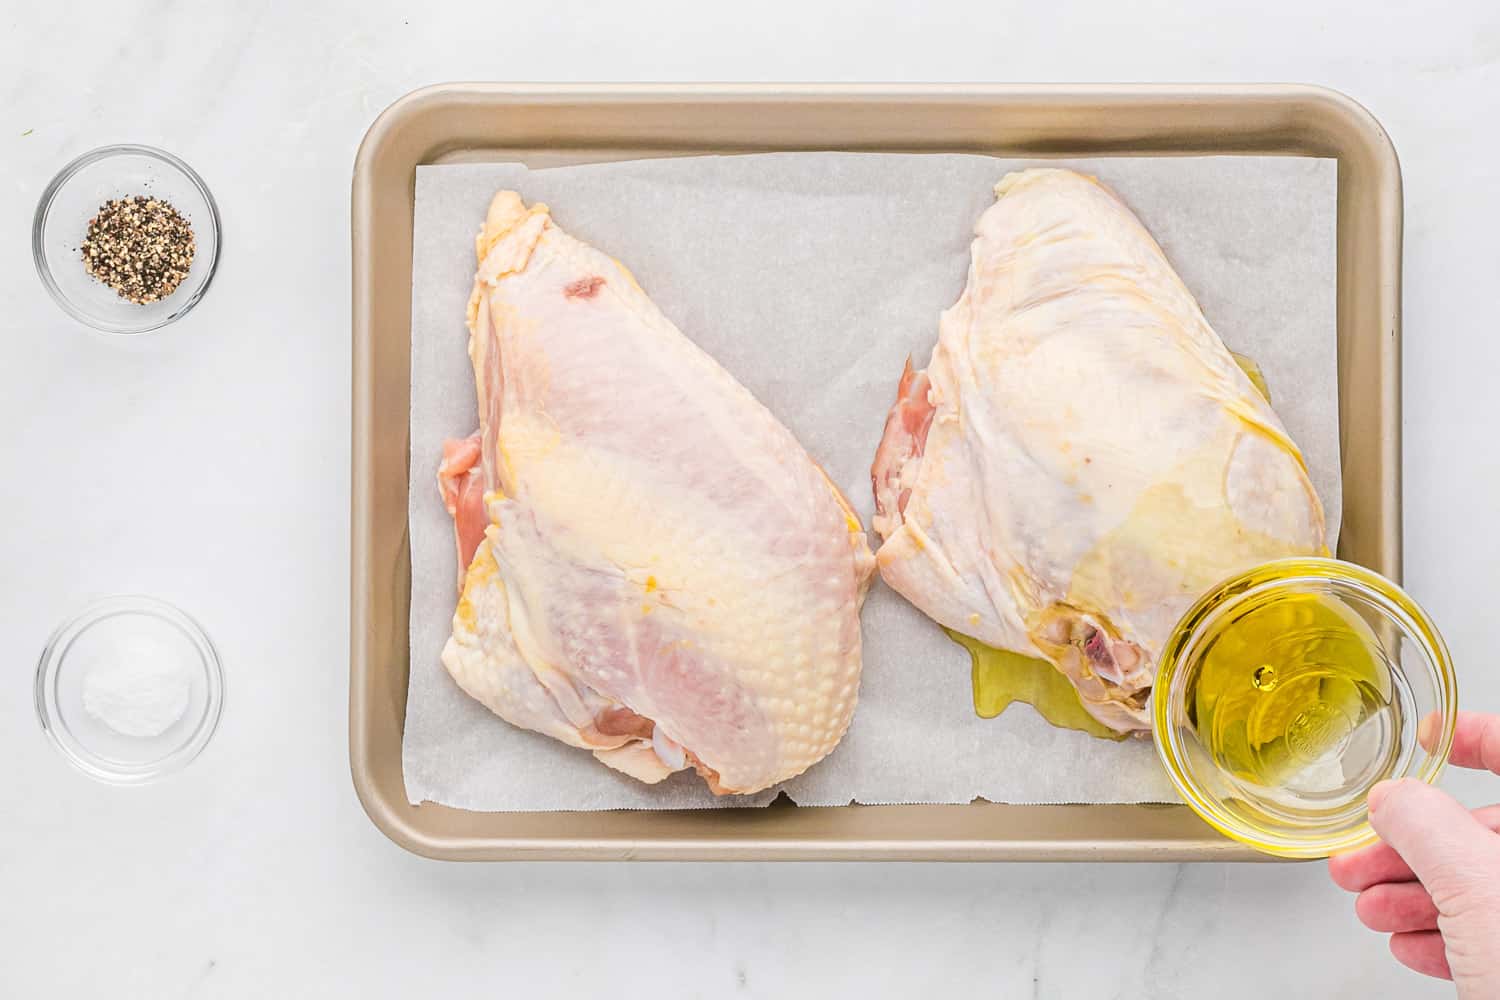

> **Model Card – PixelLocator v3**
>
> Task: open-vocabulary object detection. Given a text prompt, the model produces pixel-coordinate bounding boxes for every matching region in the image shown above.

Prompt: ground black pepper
[80,196,196,304]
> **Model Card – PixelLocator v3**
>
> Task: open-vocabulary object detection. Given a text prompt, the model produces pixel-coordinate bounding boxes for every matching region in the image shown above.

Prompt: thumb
[1368,779,1500,907]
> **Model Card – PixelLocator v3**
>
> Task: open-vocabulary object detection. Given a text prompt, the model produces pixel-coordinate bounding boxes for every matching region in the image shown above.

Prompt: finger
[1328,804,1500,891]
[1367,781,1500,904]
[1422,711,1500,774]
[1388,931,1452,980]
[1355,881,1439,933]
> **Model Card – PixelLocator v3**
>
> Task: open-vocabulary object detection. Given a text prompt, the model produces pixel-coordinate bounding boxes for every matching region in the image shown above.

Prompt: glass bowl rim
[34,594,225,785]
[31,143,221,335]
[1152,556,1457,858]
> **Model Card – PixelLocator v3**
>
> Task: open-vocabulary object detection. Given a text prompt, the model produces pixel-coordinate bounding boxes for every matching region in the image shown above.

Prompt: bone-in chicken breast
[871,169,1325,733]
[440,191,875,794]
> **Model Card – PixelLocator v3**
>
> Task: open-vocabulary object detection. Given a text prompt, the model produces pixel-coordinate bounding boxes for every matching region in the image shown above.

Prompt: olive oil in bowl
[1154,558,1456,858]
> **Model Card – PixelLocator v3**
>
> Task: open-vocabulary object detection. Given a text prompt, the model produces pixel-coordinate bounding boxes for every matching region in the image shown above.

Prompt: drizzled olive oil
[1185,582,1394,788]
[1228,350,1272,402]
[947,629,1126,741]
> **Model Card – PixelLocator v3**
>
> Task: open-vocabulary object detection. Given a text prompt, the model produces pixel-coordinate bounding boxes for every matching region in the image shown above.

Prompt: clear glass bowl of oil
[1154,558,1456,859]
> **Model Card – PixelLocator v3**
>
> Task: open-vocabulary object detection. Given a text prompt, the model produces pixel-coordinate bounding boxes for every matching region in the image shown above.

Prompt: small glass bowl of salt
[35,596,223,783]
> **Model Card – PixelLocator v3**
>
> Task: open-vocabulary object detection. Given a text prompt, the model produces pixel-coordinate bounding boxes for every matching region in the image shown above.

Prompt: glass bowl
[1153,558,1456,859]
[35,595,224,784]
[32,145,221,334]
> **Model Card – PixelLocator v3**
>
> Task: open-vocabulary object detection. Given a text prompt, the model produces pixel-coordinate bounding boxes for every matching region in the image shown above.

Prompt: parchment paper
[405,153,1339,811]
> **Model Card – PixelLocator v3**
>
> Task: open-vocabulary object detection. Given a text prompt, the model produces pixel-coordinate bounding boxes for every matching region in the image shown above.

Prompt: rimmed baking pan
[352,84,1400,860]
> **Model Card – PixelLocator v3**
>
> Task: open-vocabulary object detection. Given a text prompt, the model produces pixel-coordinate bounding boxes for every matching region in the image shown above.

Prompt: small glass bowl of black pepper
[33,145,220,335]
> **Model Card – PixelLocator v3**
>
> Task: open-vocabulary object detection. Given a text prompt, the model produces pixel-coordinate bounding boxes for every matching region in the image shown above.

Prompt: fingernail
[1368,779,1396,815]
[1417,713,1438,750]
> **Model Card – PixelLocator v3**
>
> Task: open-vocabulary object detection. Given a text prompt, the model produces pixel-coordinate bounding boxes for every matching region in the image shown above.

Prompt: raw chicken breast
[871,168,1326,734]
[439,191,875,794]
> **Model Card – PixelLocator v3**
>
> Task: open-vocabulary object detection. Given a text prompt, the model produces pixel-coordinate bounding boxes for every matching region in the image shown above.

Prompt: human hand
[1328,711,1500,997]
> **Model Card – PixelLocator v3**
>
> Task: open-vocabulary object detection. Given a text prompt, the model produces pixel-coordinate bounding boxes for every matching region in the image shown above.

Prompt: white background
[3,2,1496,997]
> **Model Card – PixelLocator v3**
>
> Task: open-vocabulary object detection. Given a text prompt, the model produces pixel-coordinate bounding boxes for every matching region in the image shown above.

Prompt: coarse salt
[82,633,192,738]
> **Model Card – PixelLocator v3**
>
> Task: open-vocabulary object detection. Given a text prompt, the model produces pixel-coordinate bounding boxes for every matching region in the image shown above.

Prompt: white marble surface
[2,1,1497,997]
